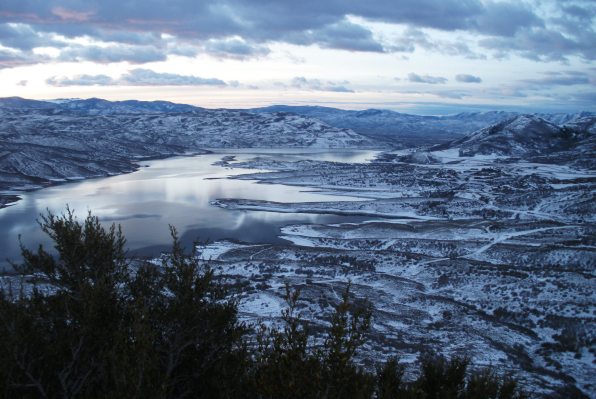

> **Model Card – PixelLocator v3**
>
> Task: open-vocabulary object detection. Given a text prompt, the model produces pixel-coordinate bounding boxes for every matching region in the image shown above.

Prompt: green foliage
[376,357,405,399]
[0,209,530,398]
[413,354,470,399]
[251,283,374,398]
[320,283,374,398]
[464,368,528,399]
[252,285,325,398]
[0,210,245,399]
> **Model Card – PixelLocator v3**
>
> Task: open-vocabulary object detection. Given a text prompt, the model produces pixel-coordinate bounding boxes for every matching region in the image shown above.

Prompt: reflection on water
[0,150,378,269]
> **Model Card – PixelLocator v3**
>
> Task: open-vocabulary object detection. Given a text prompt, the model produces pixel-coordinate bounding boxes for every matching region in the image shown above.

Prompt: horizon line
[1,96,594,117]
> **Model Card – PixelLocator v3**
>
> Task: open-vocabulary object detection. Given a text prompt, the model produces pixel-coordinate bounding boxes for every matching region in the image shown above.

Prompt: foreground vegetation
[0,210,529,398]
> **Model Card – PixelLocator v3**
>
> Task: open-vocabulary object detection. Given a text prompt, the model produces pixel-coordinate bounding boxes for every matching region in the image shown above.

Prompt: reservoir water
[0,150,378,270]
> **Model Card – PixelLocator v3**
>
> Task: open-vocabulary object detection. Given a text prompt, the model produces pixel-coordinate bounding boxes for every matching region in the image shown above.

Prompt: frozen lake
[0,150,378,270]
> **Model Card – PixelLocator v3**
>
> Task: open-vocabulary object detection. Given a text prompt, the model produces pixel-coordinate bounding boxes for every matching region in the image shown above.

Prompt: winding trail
[466,225,578,258]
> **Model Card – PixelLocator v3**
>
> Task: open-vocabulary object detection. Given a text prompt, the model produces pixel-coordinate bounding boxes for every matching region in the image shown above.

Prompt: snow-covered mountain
[0,98,376,197]
[253,105,594,148]
[451,115,574,156]
[0,97,57,109]
[0,97,202,115]
[53,98,203,115]
[2,97,594,397]
[1,97,594,207]
[435,115,595,158]
[564,114,596,134]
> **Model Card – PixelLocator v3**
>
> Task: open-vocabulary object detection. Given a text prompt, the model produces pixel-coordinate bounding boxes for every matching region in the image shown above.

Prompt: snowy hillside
[1,97,595,396]
[253,105,594,148]
[55,98,201,114]
[1,97,593,207]
[0,97,202,114]
[436,115,595,158]
[0,98,376,197]
[205,134,595,397]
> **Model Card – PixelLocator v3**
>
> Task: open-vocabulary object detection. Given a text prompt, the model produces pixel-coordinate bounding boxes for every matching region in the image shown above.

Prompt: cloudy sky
[0,0,594,114]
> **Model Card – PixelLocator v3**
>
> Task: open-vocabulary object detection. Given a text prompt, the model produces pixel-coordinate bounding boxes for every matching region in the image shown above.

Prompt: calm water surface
[0,150,378,269]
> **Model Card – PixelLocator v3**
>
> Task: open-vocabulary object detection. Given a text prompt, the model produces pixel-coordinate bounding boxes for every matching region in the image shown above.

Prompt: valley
[0,98,594,397]
[205,141,595,397]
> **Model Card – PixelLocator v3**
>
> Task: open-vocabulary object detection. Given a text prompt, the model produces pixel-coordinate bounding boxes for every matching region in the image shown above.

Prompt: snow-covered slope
[1,97,594,206]
[564,115,596,134]
[0,97,203,114]
[0,97,56,109]
[54,98,203,115]
[253,105,595,148]
[0,99,376,196]
[438,115,595,158]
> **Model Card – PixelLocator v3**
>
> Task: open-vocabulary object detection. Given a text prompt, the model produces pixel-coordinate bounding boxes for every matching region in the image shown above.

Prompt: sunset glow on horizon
[0,0,594,113]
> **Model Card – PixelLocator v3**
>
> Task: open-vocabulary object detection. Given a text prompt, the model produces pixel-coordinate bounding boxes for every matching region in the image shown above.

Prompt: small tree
[252,283,374,399]
[0,210,247,399]
[412,354,469,399]
[376,357,405,399]
[321,283,374,399]
[252,284,324,398]
[0,209,530,398]
[130,226,246,398]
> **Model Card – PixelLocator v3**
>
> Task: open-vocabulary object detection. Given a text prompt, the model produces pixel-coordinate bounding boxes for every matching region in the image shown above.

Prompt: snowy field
[203,147,595,397]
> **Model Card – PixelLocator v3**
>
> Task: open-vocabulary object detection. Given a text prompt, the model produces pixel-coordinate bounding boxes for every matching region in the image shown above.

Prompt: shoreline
[0,149,213,211]
[0,147,382,211]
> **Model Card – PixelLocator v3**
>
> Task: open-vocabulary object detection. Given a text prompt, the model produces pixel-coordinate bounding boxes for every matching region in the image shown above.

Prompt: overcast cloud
[0,0,594,111]
[290,76,354,93]
[0,0,593,62]
[47,69,227,87]
[456,74,482,83]
[408,73,448,85]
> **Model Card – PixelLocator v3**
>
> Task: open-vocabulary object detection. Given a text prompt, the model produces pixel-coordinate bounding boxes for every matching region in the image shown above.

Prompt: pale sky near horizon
[0,0,594,114]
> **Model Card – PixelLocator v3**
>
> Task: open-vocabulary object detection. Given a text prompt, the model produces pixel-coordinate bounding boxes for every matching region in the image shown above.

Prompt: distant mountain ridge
[252,105,594,147]
[0,97,594,209]
[2,96,594,153]
[0,97,202,115]
[446,114,594,157]
[408,114,596,172]
[0,97,375,205]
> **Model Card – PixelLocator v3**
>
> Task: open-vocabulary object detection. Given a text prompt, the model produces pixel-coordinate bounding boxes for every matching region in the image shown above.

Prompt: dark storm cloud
[480,1,595,62]
[12,22,165,46]
[455,74,482,83]
[46,69,227,86]
[407,73,447,84]
[0,0,541,38]
[93,30,164,46]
